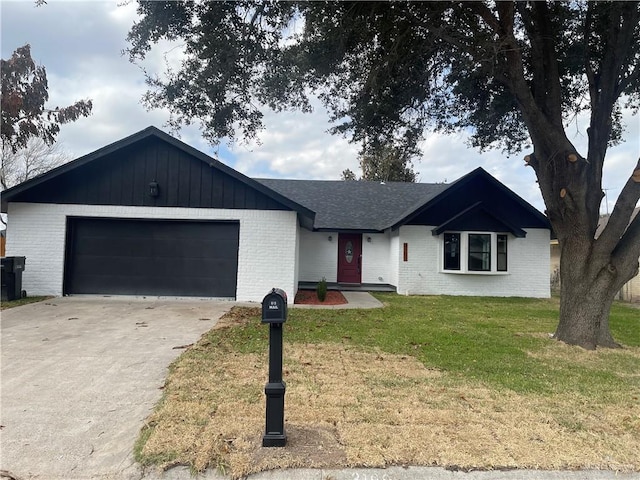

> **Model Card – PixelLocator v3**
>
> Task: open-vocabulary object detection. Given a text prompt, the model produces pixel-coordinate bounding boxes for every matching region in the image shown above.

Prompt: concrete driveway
[0,296,234,480]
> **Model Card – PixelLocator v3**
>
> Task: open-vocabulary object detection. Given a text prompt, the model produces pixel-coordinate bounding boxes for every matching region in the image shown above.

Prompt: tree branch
[584,3,598,109]
[611,207,640,288]
[532,2,563,126]
[595,158,640,255]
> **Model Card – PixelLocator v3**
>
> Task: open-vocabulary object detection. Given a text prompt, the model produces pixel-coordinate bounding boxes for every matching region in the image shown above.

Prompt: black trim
[431,202,527,238]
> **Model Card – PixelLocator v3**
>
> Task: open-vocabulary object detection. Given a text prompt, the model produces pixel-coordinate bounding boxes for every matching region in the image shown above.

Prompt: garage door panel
[65,218,239,297]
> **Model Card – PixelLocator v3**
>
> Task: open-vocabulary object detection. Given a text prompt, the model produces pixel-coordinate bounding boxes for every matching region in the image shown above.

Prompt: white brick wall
[5,203,299,303]
[389,230,400,287]
[298,229,338,282]
[396,226,550,298]
[361,232,391,284]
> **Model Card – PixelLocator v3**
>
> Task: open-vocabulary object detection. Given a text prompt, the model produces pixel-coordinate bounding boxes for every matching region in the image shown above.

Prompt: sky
[2,0,639,214]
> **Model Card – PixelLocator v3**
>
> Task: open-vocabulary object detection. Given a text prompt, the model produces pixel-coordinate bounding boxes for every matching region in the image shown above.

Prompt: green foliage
[340,168,357,181]
[126,2,639,153]
[359,143,416,182]
[211,294,640,396]
[316,277,327,302]
[1,44,92,153]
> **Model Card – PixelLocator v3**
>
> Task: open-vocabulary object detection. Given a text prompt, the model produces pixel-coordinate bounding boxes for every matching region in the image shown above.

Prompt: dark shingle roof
[256,178,449,231]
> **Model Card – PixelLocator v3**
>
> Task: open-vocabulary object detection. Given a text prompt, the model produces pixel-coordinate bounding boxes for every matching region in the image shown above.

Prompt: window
[442,232,509,274]
[443,233,460,270]
[497,234,508,272]
[468,234,491,271]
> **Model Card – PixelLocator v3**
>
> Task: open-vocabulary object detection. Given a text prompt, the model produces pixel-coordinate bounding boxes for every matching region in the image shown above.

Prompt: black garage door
[64,217,239,297]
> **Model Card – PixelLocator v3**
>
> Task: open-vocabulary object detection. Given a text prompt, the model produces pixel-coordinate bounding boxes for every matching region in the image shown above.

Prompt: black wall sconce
[148,180,159,198]
[328,235,333,242]
[367,236,372,243]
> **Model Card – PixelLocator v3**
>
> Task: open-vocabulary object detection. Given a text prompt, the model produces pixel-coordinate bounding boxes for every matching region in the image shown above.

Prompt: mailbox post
[261,288,288,447]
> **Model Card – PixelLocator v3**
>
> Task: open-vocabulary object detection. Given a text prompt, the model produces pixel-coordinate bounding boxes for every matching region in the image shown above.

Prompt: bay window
[442,232,509,274]
[468,234,491,271]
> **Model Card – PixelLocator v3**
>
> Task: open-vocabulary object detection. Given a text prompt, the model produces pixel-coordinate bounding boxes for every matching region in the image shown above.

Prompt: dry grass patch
[137,325,640,478]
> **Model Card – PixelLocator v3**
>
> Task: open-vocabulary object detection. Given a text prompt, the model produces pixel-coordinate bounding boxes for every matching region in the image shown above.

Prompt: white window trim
[440,231,510,275]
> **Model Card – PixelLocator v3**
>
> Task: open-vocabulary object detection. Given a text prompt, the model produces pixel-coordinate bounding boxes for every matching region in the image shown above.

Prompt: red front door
[337,233,362,283]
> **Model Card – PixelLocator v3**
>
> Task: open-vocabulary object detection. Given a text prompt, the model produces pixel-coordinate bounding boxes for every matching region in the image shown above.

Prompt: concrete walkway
[291,291,384,309]
[0,296,232,480]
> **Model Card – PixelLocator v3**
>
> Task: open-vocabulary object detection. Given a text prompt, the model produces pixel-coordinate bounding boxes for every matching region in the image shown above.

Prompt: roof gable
[1,127,314,226]
[431,202,527,237]
[392,167,550,232]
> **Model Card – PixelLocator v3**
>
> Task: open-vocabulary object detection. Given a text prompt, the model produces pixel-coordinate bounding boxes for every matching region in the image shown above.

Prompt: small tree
[359,144,416,182]
[341,169,357,181]
[341,144,417,182]
[1,138,71,191]
[316,277,328,302]
[1,44,92,153]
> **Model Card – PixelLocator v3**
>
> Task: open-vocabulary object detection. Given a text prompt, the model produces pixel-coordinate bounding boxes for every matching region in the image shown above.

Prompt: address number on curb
[351,474,393,480]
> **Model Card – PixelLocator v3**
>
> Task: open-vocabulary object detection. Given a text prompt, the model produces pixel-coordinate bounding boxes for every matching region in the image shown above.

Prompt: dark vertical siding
[200,162,213,208]
[110,154,123,204]
[406,175,550,229]
[212,173,224,207]
[190,160,202,208]
[120,150,135,206]
[177,152,191,207]
[155,143,169,206]
[143,142,158,207]
[13,137,290,211]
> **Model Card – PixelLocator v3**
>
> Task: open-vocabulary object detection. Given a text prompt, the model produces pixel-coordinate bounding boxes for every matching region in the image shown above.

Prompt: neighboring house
[1,127,551,303]
[551,208,640,302]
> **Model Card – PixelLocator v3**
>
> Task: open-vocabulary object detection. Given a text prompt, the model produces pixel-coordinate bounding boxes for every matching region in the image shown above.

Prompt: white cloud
[230,103,360,179]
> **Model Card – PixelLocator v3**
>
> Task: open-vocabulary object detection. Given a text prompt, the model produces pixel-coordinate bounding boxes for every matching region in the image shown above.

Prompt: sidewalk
[291,291,384,309]
[145,465,640,480]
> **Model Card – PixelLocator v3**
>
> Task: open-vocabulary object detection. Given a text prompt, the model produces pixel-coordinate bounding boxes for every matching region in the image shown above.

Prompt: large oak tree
[127,1,640,349]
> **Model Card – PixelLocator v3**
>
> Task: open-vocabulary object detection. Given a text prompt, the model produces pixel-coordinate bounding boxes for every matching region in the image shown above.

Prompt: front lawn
[135,294,640,478]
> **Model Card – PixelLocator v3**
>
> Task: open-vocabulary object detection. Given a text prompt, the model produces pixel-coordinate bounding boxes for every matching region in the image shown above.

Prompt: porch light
[328,235,333,242]
[148,180,159,198]
[367,236,372,242]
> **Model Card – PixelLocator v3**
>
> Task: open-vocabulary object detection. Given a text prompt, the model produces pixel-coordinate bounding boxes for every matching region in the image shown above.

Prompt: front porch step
[297,281,396,293]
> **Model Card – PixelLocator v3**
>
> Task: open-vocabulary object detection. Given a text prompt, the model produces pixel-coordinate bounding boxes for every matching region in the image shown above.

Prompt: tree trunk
[553,240,622,350]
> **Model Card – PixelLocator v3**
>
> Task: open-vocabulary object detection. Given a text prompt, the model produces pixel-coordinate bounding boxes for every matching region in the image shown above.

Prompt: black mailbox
[262,288,288,324]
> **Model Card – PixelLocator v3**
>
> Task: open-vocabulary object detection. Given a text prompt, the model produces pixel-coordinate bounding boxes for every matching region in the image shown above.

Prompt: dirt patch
[214,306,261,330]
[294,289,348,305]
[250,425,347,471]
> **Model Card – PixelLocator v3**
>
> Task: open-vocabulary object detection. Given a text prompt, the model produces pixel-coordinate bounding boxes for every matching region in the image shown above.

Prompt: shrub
[316,277,327,302]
